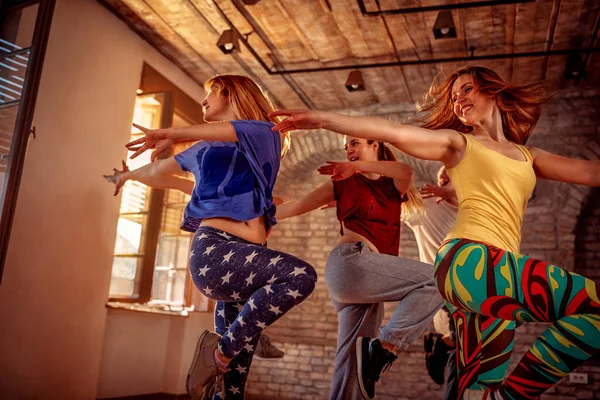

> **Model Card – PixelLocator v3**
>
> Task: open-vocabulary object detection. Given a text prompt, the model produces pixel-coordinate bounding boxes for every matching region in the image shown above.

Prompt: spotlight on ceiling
[217,29,240,54]
[242,0,261,4]
[564,55,585,80]
[345,70,365,92]
[433,11,457,39]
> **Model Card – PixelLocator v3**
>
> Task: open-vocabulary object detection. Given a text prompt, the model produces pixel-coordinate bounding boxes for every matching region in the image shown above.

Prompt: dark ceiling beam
[185,0,286,108]
[580,8,600,85]
[229,0,315,109]
[541,0,562,80]
[212,0,599,76]
[504,4,516,81]
[356,0,535,16]
[239,47,599,75]
[374,0,414,102]
[4,0,39,11]
[98,0,217,87]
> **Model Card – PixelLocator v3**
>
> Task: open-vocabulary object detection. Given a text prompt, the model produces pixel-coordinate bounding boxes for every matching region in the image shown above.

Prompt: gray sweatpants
[326,242,444,400]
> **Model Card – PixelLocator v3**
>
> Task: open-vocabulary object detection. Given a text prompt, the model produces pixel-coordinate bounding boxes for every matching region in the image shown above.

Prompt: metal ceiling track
[357,0,535,16]
[212,0,598,76]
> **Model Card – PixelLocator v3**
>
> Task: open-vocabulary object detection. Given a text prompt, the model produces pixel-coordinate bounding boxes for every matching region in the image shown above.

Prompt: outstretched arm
[318,160,414,195]
[104,158,193,196]
[528,147,600,187]
[127,122,237,160]
[270,110,465,166]
[276,180,335,220]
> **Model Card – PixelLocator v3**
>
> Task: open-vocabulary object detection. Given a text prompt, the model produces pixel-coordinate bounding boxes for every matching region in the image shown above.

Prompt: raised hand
[126,123,174,160]
[420,184,453,203]
[103,160,130,196]
[318,161,357,181]
[269,109,326,132]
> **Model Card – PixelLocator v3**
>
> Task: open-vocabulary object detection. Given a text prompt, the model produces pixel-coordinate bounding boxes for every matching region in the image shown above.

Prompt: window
[150,124,196,306]
[0,1,55,283]
[108,65,209,312]
[110,93,164,300]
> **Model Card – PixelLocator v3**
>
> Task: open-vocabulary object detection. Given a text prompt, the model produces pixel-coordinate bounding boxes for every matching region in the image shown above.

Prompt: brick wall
[245,88,600,400]
[538,187,600,400]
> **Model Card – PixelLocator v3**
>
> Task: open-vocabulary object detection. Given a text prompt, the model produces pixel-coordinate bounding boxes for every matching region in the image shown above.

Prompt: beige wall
[96,310,214,398]
[0,0,212,399]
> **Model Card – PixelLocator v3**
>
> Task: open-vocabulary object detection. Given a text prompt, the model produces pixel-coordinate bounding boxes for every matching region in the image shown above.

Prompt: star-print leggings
[434,238,600,400]
[189,226,317,399]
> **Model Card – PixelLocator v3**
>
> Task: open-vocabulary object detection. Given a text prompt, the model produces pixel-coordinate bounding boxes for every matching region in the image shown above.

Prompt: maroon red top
[333,173,405,256]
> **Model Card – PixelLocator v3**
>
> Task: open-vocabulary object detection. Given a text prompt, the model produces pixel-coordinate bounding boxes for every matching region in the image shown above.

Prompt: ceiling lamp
[217,29,240,54]
[433,11,457,39]
[564,55,585,80]
[345,70,365,92]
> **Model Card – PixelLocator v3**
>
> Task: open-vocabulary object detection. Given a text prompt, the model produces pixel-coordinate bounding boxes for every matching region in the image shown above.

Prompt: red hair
[418,66,550,144]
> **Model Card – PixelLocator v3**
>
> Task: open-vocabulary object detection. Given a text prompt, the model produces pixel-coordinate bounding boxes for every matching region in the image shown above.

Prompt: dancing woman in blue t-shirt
[106,74,317,399]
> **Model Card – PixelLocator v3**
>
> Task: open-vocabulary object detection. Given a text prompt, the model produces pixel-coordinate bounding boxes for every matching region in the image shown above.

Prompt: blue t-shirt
[174,120,281,233]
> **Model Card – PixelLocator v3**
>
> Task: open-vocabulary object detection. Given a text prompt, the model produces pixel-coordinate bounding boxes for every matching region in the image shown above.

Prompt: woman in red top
[277,137,443,400]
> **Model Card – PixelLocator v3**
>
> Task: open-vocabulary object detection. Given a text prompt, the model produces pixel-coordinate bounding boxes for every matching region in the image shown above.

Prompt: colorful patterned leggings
[189,226,317,399]
[434,238,600,400]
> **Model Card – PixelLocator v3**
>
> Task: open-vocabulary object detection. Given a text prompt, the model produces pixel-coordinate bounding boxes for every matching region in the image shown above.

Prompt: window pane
[0,4,37,106]
[0,50,28,106]
[113,213,147,255]
[0,105,18,191]
[149,113,198,306]
[110,93,165,299]
[175,235,192,270]
[110,256,143,297]
[152,232,192,305]
[156,233,176,266]
[119,180,151,214]
[171,270,188,305]
[151,266,171,303]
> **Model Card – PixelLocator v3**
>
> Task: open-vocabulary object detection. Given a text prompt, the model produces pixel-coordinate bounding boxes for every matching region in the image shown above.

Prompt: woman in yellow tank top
[269,66,600,400]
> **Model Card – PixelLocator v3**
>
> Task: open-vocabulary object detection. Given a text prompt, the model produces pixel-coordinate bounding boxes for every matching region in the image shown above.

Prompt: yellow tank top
[445,133,536,253]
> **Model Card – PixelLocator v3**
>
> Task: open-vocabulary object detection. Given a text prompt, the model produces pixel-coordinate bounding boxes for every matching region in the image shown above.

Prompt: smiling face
[343,136,379,162]
[202,86,233,122]
[451,74,496,128]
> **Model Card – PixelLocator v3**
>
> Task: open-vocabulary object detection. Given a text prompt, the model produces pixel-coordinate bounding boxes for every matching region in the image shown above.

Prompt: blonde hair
[369,140,425,220]
[204,74,291,158]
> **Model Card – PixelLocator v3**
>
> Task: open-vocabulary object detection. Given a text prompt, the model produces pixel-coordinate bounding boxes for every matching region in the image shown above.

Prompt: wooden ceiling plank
[213,0,314,109]
[232,0,316,64]
[329,0,396,60]
[541,0,563,80]
[108,0,216,80]
[275,0,354,63]
[504,3,516,81]
[143,0,246,75]
[105,0,599,112]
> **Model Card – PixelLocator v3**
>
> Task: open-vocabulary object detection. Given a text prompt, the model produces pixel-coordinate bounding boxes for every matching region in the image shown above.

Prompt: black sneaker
[356,337,398,399]
[424,332,451,385]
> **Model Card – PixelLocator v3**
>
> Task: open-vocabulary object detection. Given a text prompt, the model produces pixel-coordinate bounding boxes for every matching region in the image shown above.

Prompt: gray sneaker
[186,330,226,400]
[254,335,285,359]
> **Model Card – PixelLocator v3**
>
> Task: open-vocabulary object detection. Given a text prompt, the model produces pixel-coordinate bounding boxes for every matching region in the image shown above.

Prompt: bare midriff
[201,216,267,244]
[202,218,381,253]
[337,227,380,254]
